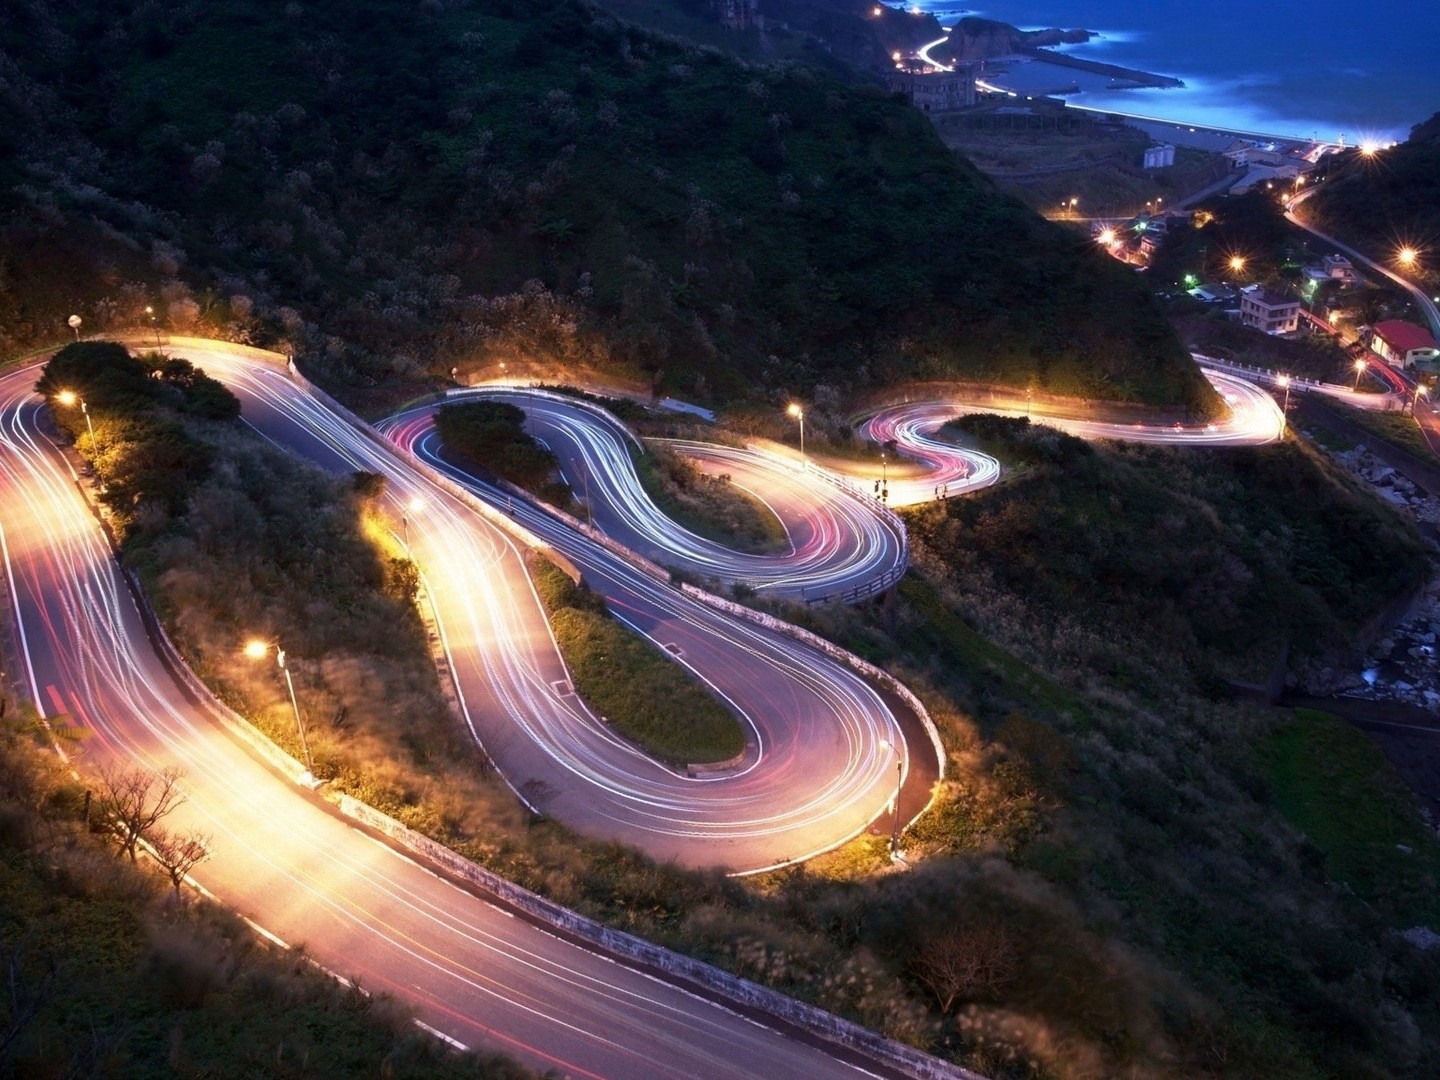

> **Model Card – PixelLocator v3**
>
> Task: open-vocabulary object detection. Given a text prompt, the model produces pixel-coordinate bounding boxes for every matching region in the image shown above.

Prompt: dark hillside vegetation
[1307,111,1440,285]
[0,0,1216,415]
[919,416,1426,687]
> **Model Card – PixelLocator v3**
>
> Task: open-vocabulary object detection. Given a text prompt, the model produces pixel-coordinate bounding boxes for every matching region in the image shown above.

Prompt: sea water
[898,1,1437,142]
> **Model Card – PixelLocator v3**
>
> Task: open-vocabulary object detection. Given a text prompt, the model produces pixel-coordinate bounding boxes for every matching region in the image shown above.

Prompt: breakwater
[1020,46,1184,89]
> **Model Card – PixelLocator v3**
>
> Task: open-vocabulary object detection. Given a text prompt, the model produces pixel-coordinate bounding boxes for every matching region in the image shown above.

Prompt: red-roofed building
[1371,320,1439,368]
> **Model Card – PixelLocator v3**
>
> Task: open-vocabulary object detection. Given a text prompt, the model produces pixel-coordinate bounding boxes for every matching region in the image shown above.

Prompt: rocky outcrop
[940,16,1091,62]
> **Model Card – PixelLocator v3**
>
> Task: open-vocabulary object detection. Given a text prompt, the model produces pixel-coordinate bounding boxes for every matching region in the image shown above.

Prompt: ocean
[899,1,1437,142]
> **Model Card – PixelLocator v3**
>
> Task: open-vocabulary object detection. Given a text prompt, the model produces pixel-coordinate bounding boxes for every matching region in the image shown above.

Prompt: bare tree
[148,828,212,897]
[910,920,1019,1014]
[95,763,185,862]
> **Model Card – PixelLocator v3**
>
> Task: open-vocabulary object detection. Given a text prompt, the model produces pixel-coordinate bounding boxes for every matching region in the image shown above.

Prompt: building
[711,0,759,30]
[1239,288,1300,335]
[1371,320,1439,368]
[1142,143,1175,169]
[887,68,977,113]
[1322,254,1355,281]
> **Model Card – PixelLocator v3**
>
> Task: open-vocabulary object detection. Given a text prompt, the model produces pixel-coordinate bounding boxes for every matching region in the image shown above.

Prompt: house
[1142,143,1175,169]
[1303,253,1357,289]
[1239,288,1300,335]
[1322,254,1355,282]
[1371,320,1439,368]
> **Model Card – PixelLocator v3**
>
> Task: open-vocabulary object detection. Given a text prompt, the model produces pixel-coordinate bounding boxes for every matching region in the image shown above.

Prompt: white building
[1240,288,1300,335]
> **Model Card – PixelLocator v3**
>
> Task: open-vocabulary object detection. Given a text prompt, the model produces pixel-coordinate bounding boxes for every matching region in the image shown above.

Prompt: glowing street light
[1228,255,1247,275]
[787,402,805,466]
[1353,357,1367,390]
[1097,228,1117,246]
[56,390,99,469]
[245,639,315,780]
[1397,246,1419,270]
[1413,382,1430,415]
[67,314,82,340]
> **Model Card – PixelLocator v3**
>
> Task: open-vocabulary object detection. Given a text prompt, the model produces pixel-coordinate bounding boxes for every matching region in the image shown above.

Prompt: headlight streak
[153,351,915,872]
[0,359,899,1079]
[402,389,907,604]
[855,369,1283,505]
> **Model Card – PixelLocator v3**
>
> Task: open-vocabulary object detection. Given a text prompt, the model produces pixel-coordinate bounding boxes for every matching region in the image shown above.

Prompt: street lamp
[880,738,904,856]
[67,314,82,340]
[144,305,162,349]
[1277,373,1291,433]
[1353,357,1367,390]
[1397,246,1419,270]
[1413,383,1429,415]
[56,390,100,470]
[245,639,315,779]
[786,402,805,466]
[1228,255,1247,277]
[880,452,888,503]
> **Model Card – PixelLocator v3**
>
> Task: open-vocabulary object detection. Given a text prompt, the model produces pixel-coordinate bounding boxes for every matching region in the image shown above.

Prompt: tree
[149,828,211,897]
[95,762,186,862]
[910,919,1018,1014]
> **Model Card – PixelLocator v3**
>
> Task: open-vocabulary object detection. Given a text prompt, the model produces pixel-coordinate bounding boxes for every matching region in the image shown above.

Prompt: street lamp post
[401,497,423,549]
[891,756,902,854]
[145,305,162,350]
[1277,373,1291,433]
[1353,358,1367,391]
[56,391,100,480]
[246,640,314,779]
[787,403,805,467]
[879,738,904,855]
[1413,383,1429,415]
[880,452,888,503]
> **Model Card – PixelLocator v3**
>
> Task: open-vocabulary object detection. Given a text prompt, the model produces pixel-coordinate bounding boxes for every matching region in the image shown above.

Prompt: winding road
[385,388,908,604]
[0,333,1289,1078]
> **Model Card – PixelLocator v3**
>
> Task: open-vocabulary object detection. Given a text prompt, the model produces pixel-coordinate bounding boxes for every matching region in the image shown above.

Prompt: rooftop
[1374,320,1438,353]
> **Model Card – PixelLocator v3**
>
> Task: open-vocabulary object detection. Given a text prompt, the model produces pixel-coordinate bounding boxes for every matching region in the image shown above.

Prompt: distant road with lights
[0,354,953,1080]
[853,368,1283,506]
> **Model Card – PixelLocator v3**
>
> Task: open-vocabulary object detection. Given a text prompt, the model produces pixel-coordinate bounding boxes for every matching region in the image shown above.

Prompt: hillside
[1306,111,1440,283]
[0,0,1216,415]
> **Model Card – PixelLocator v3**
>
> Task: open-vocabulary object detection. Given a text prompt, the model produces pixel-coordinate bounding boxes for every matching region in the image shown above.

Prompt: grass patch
[1330,402,1439,464]
[1260,708,1440,926]
[434,400,573,505]
[530,558,747,766]
[633,442,788,555]
[896,576,1082,722]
